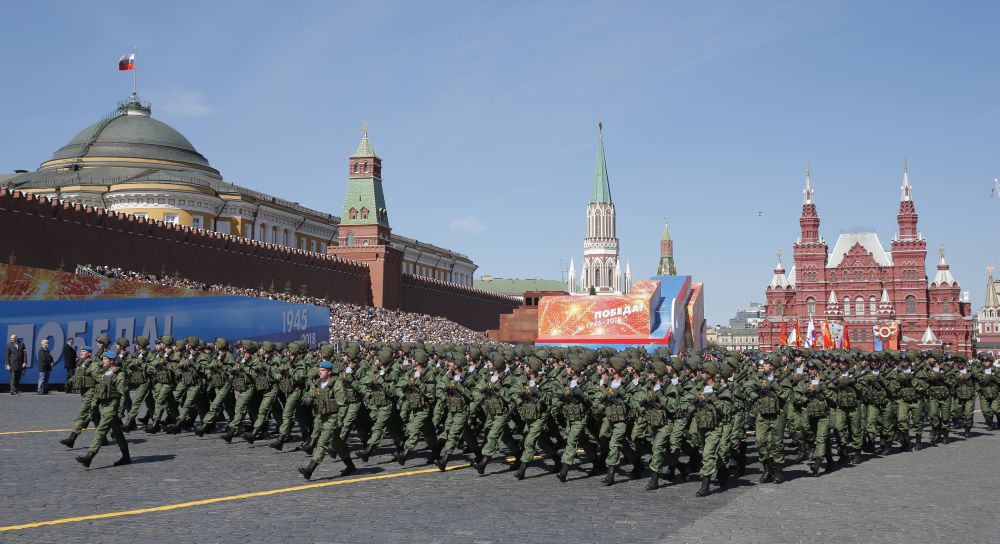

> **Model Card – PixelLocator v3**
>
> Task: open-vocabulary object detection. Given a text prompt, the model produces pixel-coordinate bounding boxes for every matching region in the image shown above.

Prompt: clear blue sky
[2,1,998,324]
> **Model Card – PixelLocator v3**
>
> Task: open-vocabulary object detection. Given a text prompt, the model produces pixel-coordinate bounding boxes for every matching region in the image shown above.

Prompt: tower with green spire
[338,127,391,247]
[657,221,677,276]
[581,122,623,294]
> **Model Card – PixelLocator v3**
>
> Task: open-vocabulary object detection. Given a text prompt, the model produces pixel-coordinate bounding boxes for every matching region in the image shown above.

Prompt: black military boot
[736,443,748,476]
[796,441,810,462]
[645,471,660,491]
[244,429,256,445]
[298,460,318,480]
[602,465,616,486]
[269,435,289,450]
[552,457,563,474]
[101,435,110,447]
[165,423,182,435]
[301,436,318,455]
[963,427,971,439]
[824,454,835,474]
[677,461,689,482]
[838,446,850,466]
[220,427,236,444]
[145,422,161,434]
[75,452,95,468]
[195,421,212,437]
[664,465,676,482]
[113,451,131,467]
[809,460,820,477]
[557,463,570,483]
[474,455,490,476]
[900,432,911,451]
[515,463,527,480]
[138,414,151,425]
[630,462,644,479]
[759,461,774,484]
[358,444,375,463]
[59,432,79,448]
[716,465,730,487]
[340,459,357,477]
[992,421,998,431]
[436,453,450,472]
[851,449,862,465]
[772,464,784,484]
[125,418,138,433]
[695,475,711,497]
[588,460,606,477]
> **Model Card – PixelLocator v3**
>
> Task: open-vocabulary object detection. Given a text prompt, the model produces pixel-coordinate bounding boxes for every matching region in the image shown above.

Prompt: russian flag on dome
[118,53,135,71]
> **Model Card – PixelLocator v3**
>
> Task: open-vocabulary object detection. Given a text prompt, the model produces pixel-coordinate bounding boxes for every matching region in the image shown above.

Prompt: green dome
[46,100,211,169]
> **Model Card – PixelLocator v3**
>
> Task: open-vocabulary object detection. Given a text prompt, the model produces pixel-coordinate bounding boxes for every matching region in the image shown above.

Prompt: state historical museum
[758,164,974,355]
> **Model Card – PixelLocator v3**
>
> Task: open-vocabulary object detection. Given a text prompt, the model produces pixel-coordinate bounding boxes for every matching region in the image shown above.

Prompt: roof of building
[590,128,612,204]
[392,233,473,264]
[355,132,376,157]
[48,99,212,169]
[473,277,567,296]
[827,232,893,268]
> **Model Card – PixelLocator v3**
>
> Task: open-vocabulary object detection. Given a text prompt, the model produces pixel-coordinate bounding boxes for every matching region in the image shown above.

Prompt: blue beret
[103,351,117,359]
[81,345,92,352]
[319,360,334,370]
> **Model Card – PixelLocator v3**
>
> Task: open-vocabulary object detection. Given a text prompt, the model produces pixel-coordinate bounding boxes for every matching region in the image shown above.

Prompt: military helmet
[261,341,274,353]
[527,357,543,374]
[214,337,229,350]
[186,335,199,347]
[135,336,150,348]
[115,337,130,348]
[160,335,174,346]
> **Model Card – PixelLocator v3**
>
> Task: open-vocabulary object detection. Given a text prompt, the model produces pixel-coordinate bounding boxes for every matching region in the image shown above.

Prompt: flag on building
[872,325,883,351]
[119,53,135,71]
[787,321,797,347]
[842,323,850,350]
[805,318,816,348]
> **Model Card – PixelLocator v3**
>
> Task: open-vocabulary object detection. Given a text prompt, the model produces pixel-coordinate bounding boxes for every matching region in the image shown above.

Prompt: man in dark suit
[37,339,54,395]
[6,334,27,395]
[63,338,78,393]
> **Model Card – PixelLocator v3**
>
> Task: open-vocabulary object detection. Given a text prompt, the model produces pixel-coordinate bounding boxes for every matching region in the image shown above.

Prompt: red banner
[537,280,659,339]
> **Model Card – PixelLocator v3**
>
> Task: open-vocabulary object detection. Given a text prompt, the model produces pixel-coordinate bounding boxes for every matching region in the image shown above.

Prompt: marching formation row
[59,337,999,496]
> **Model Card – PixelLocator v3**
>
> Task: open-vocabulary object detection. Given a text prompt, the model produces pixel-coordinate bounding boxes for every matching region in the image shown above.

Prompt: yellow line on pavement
[0,428,89,436]
[0,461,476,532]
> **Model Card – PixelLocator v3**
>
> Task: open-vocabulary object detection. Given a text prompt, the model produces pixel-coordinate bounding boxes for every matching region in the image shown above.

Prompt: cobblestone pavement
[0,394,995,543]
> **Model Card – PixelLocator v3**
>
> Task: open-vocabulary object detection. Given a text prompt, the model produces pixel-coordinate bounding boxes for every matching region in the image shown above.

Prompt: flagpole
[132,47,137,97]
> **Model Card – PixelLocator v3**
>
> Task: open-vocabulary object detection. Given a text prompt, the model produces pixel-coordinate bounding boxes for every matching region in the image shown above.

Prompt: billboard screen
[537,280,660,339]
[0,296,330,386]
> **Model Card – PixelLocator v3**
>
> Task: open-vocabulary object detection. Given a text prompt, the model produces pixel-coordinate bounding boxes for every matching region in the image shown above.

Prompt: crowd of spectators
[78,265,492,344]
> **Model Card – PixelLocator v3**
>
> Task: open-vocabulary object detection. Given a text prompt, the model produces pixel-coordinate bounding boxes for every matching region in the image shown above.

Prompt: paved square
[1,394,996,544]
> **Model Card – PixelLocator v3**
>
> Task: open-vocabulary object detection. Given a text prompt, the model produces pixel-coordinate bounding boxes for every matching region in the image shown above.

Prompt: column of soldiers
[58,338,1000,496]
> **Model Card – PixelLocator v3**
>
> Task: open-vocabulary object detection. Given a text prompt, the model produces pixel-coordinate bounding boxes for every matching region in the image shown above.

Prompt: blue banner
[1,296,329,386]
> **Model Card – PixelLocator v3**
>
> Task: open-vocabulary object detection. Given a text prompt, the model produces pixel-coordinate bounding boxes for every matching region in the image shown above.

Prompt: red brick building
[759,164,974,355]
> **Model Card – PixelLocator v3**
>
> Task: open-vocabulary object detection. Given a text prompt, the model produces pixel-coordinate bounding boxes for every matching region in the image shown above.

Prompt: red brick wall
[0,190,371,305]
[401,274,521,331]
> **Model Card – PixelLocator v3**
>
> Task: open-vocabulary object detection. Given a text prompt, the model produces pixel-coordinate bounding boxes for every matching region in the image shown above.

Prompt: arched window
[349,208,358,220]
[855,297,864,315]
[594,267,601,287]
[806,297,816,316]
[843,297,851,316]
[346,232,355,246]
[363,162,369,173]
[353,163,359,173]
[870,296,877,314]
[361,239,370,247]
[776,303,783,316]
[905,295,916,314]
[359,207,369,220]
